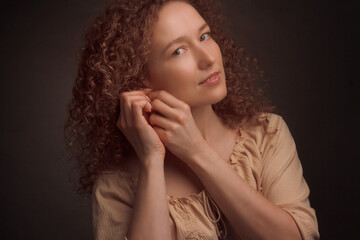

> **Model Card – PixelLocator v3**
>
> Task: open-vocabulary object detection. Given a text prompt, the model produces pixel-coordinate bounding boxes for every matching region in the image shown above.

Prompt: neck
[190,104,226,143]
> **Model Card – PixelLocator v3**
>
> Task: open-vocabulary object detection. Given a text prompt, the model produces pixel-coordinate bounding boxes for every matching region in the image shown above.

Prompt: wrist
[187,142,217,169]
[139,155,165,171]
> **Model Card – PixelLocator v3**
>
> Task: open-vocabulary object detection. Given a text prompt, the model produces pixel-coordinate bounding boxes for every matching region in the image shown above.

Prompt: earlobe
[143,75,154,88]
[143,79,150,87]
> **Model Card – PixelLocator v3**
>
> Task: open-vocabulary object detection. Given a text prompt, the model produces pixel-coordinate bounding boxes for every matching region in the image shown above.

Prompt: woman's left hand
[146,89,207,163]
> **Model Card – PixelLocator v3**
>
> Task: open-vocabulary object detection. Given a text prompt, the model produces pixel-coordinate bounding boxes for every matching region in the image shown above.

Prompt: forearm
[186,147,302,240]
[127,160,171,240]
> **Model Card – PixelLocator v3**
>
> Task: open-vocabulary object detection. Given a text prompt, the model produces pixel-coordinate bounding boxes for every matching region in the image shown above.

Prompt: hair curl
[64,0,275,198]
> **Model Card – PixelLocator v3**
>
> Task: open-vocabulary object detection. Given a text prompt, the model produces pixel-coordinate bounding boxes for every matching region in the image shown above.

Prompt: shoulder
[238,112,295,158]
[93,153,139,198]
[240,112,285,142]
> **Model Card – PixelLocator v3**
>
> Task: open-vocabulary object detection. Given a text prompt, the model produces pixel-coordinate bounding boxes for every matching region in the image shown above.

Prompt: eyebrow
[162,22,210,54]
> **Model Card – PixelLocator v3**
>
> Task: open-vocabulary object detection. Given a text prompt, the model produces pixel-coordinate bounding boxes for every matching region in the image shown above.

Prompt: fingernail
[147,102,152,111]
[145,95,151,102]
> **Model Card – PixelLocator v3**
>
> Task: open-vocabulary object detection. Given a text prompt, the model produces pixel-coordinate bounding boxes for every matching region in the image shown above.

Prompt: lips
[199,71,220,85]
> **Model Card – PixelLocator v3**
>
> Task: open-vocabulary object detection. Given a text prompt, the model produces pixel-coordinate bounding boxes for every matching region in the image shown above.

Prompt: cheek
[214,43,223,62]
[150,60,195,89]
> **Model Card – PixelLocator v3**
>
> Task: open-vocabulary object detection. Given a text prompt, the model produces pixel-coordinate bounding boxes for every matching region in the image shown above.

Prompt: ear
[143,78,150,87]
[143,73,154,88]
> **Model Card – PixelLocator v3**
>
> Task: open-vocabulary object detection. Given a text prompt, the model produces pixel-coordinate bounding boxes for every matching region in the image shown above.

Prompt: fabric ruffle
[109,117,268,239]
[110,113,281,239]
[229,129,263,194]
[94,113,319,239]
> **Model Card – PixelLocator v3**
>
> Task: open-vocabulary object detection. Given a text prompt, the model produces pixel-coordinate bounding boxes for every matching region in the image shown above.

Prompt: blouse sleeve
[260,114,320,240]
[92,172,134,240]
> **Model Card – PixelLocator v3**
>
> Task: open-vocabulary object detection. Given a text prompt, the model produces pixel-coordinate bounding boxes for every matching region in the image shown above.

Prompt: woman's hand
[146,90,206,163]
[117,89,166,167]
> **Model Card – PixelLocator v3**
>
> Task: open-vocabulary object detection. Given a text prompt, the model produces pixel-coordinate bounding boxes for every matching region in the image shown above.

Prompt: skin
[118,1,303,239]
[144,0,231,147]
[145,0,227,109]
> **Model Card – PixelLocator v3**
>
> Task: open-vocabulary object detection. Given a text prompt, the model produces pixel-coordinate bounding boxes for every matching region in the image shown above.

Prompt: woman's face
[145,0,227,108]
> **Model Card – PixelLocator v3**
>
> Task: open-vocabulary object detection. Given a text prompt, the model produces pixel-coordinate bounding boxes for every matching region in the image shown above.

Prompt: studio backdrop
[0,0,357,239]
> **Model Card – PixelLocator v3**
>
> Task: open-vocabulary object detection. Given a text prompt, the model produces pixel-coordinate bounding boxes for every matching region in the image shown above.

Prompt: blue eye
[200,32,211,41]
[171,32,211,57]
[172,48,184,56]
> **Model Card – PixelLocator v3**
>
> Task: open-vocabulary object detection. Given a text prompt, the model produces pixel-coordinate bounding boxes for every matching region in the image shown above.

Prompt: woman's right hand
[117,89,165,167]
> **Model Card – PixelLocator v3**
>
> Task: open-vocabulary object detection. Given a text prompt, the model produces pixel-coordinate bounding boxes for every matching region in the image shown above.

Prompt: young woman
[64,0,320,239]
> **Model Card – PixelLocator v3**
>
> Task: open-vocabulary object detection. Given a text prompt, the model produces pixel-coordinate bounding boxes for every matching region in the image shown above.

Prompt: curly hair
[64,0,275,198]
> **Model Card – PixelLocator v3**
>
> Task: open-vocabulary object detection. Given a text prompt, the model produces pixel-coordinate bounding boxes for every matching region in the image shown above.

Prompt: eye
[172,48,185,56]
[200,32,211,41]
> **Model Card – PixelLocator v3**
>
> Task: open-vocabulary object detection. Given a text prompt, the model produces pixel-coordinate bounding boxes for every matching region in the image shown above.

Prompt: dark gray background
[0,0,358,239]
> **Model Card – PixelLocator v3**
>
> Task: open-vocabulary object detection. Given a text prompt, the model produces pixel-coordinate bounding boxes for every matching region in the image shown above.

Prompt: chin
[212,86,227,104]
[190,85,227,107]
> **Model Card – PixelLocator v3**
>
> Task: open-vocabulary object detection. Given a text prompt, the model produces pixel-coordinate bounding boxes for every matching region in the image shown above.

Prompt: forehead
[151,1,205,44]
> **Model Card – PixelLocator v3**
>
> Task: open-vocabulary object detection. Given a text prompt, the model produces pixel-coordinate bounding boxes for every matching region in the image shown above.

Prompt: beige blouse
[92,113,320,240]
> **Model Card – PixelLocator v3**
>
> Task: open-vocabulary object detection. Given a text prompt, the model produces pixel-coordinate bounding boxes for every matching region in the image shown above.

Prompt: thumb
[142,88,152,95]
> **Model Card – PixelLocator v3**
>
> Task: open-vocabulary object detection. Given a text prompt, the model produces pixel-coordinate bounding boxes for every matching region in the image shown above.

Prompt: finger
[149,111,174,130]
[141,89,153,103]
[124,95,150,103]
[121,90,152,104]
[123,95,133,127]
[124,89,151,96]
[144,101,152,113]
[147,90,184,109]
[127,89,153,99]
[119,92,133,129]
[125,95,152,112]
[152,126,167,143]
[121,94,151,126]
[120,93,131,128]
[150,98,178,120]
[122,95,140,126]
[132,99,152,128]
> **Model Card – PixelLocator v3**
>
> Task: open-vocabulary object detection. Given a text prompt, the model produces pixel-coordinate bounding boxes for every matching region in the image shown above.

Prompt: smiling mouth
[199,71,220,85]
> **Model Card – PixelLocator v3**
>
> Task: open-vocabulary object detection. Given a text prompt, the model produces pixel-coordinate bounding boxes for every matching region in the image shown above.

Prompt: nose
[196,45,216,70]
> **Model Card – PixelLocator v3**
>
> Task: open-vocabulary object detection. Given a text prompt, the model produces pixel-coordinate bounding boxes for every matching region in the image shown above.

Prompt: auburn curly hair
[64,0,275,199]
